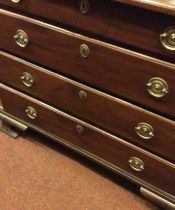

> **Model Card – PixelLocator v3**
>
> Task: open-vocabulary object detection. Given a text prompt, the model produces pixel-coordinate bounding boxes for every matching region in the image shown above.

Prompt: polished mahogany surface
[0,11,175,119]
[1,51,175,120]
[0,0,175,204]
[0,2,174,62]
[0,52,175,162]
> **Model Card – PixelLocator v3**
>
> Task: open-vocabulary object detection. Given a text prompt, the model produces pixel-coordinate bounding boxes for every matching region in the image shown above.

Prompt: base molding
[140,188,175,210]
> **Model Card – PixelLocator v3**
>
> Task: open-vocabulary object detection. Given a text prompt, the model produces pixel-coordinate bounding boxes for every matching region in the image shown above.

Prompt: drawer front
[0,84,175,198]
[0,1,174,60]
[0,11,175,116]
[0,54,175,163]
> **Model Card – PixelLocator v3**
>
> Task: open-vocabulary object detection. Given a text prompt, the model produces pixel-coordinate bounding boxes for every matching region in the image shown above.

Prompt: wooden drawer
[0,0,174,61]
[0,53,175,162]
[0,10,175,117]
[0,83,175,200]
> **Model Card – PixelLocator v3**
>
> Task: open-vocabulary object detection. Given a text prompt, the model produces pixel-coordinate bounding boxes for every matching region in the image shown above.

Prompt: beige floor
[0,124,160,210]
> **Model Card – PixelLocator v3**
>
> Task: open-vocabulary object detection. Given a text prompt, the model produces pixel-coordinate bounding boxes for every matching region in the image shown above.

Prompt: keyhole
[79,0,89,14]
[79,91,88,101]
[80,44,89,57]
[76,125,84,133]
[82,48,86,54]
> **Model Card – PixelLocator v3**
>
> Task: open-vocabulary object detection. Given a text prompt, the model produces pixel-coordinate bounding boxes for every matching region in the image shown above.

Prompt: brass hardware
[80,44,89,57]
[79,0,89,14]
[160,27,175,51]
[14,30,29,48]
[128,157,144,172]
[11,0,21,3]
[146,77,168,98]
[79,91,88,101]
[25,106,37,119]
[76,125,84,133]
[135,123,154,140]
[20,72,34,87]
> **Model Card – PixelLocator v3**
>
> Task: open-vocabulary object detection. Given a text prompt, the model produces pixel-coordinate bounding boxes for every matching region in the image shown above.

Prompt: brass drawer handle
[20,72,34,87]
[25,106,37,120]
[135,123,154,140]
[128,157,144,172]
[14,30,29,48]
[79,0,89,14]
[80,44,89,57]
[160,27,175,51]
[146,77,168,98]
[11,0,21,3]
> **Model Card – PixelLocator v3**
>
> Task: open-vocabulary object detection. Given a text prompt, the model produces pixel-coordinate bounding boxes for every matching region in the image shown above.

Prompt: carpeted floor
[0,122,161,210]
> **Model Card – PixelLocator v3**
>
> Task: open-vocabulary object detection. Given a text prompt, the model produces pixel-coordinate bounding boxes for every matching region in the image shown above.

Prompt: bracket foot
[1,121,22,138]
[0,111,28,139]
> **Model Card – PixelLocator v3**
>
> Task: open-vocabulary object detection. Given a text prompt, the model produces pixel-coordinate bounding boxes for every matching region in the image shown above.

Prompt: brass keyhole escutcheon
[20,72,34,87]
[11,0,21,3]
[128,157,144,172]
[79,91,88,101]
[135,123,154,140]
[79,0,89,14]
[76,125,84,133]
[146,77,168,98]
[25,106,37,120]
[14,29,29,48]
[160,27,175,51]
[80,44,89,58]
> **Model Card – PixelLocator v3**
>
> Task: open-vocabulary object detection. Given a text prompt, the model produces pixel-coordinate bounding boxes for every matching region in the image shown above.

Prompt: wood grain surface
[0,2,174,61]
[1,51,175,119]
[1,52,175,162]
[0,11,175,116]
[0,1,175,206]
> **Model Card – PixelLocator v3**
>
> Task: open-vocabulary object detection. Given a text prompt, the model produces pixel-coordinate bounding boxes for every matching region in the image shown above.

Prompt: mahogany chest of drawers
[0,0,175,208]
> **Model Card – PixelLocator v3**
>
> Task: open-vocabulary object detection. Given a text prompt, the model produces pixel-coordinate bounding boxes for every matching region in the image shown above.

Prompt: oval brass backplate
[160,27,175,51]
[79,0,89,14]
[80,44,89,57]
[135,123,154,140]
[146,77,168,98]
[14,29,29,48]
[128,157,144,172]
[20,72,34,87]
[25,106,37,120]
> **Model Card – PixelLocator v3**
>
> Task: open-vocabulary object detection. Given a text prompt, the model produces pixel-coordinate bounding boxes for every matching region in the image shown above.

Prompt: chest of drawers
[0,1,175,208]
